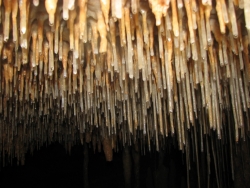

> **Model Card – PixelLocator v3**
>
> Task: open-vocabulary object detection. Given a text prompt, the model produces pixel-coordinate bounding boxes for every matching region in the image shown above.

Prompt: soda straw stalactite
[0,1,249,187]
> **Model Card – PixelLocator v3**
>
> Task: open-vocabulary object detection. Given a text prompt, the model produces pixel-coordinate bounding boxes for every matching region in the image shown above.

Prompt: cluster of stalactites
[0,0,250,167]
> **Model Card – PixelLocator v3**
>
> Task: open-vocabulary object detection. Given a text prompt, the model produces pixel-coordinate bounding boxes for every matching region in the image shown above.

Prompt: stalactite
[0,1,249,186]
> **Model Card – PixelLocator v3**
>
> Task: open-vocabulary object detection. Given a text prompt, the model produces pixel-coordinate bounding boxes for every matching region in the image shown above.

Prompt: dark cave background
[0,137,248,188]
[0,141,187,188]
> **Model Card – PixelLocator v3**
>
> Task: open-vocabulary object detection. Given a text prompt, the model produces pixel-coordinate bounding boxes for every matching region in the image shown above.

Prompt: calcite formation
[0,0,250,186]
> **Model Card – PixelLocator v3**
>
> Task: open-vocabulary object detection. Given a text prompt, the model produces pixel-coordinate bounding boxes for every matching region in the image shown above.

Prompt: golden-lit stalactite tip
[102,137,113,161]
[0,0,249,180]
[45,0,58,26]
